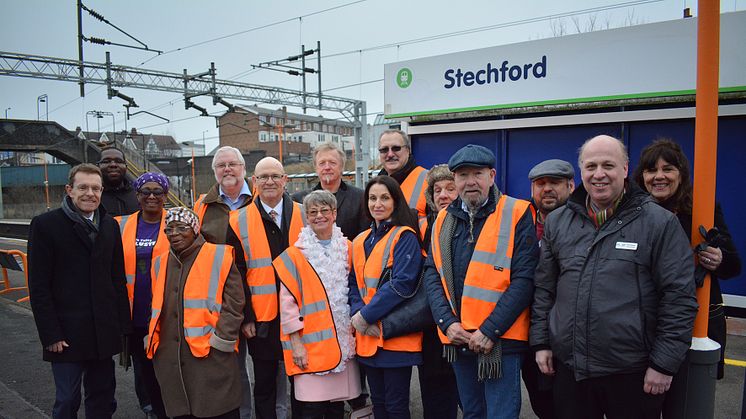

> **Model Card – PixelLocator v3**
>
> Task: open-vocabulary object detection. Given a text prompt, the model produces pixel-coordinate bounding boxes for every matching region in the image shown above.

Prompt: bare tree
[571,16,583,33]
[550,18,567,37]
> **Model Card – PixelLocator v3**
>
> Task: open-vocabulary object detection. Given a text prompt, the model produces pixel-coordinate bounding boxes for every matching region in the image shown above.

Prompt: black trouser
[253,358,301,419]
[299,400,344,419]
[174,407,240,419]
[51,359,116,419]
[521,351,555,419]
[553,361,664,419]
[130,327,167,418]
[418,327,459,419]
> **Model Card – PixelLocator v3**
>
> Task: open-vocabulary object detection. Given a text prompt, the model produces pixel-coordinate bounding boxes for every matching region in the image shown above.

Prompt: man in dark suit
[28,163,131,418]
[292,142,367,240]
[230,157,305,419]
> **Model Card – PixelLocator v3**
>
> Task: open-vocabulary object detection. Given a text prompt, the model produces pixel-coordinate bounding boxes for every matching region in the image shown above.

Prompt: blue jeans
[451,352,523,419]
[51,359,116,419]
[362,365,412,419]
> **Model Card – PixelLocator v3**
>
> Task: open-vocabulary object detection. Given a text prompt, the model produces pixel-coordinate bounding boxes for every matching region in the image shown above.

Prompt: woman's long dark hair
[632,138,693,214]
[363,175,420,235]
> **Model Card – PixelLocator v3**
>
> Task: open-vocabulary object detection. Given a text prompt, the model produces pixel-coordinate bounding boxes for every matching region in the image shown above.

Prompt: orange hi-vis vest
[229,200,305,322]
[400,166,429,219]
[193,194,208,223]
[351,226,423,357]
[115,210,170,312]
[431,195,532,344]
[272,244,352,376]
[146,242,236,359]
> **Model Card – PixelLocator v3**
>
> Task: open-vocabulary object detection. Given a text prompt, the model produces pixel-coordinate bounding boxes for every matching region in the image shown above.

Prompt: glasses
[378,145,405,154]
[98,158,125,166]
[138,188,165,197]
[74,184,103,193]
[164,225,192,235]
[255,174,284,183]
[215,162,243,170]
[306,208,334,218]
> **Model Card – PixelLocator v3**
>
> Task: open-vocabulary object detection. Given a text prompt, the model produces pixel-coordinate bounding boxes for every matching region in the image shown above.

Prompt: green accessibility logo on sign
[396,68,413,88]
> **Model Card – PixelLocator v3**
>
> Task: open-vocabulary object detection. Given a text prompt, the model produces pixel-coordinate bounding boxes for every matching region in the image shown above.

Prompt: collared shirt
[460,196,490,214]
[261,198,284,228]
[219,180,252,211]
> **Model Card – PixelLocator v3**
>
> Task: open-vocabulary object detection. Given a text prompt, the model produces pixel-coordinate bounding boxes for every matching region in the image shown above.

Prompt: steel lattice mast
[0,50,371,185]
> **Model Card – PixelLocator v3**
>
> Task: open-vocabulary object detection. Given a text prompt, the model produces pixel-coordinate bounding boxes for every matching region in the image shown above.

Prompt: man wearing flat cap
[423,144,538,418]
[521,159,575,419]
[529,159,575,246]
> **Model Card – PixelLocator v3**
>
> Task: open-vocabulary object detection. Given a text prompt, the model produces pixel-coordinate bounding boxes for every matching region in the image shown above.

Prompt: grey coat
[530,183,698,380]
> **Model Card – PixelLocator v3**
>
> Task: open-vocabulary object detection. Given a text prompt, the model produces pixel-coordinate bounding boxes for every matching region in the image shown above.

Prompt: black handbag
[379,267,434,340]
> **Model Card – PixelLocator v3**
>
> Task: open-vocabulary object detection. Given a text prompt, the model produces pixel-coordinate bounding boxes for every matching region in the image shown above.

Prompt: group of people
[27,130,740,419]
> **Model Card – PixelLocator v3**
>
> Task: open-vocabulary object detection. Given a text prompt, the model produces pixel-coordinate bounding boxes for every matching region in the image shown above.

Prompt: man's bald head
[252,157,287,207]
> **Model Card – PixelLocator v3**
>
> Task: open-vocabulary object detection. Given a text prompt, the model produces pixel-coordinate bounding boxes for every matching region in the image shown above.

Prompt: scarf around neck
[61,195,100,242]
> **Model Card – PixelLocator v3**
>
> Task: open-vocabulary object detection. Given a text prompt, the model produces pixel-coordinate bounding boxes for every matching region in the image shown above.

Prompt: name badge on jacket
[615,241,638,251]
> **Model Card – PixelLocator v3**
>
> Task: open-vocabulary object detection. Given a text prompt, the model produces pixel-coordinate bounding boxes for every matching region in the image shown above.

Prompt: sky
[1,0,743,153]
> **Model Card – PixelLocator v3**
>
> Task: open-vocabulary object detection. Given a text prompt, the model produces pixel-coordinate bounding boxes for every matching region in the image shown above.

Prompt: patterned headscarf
[165,207,201,235]
[134,172,170,194]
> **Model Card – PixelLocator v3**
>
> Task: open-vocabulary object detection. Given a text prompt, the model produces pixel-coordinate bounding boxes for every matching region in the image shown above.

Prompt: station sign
[384,11,746,118]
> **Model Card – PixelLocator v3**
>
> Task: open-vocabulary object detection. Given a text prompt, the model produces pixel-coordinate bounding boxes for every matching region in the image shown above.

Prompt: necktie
[269,209,279,227]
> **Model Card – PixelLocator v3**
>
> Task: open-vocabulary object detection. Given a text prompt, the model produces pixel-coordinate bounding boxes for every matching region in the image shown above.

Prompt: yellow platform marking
[725,358,746,367]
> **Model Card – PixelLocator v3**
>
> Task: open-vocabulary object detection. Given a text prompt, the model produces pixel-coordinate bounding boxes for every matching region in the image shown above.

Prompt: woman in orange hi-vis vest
[348,176,424,419]
[146,207,246,419]
[114,172,170,418]
[272,190,361,418]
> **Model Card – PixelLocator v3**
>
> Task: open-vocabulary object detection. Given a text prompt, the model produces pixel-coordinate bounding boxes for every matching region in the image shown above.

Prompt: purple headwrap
[134,172,169,194]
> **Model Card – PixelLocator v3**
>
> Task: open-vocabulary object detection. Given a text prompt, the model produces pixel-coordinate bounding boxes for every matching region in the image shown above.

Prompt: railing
[110,138,187,208]
[0,249,28,303]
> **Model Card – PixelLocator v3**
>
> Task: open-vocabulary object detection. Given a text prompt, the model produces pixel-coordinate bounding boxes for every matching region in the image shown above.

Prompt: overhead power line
[139,0,366,66]
[323,0,663,59]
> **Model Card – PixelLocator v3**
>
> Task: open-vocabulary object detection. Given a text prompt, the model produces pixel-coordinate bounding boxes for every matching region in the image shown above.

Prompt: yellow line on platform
[725,358,746,367]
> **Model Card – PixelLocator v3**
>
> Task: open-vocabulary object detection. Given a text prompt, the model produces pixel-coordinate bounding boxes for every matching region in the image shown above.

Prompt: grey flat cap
[448,144,496,172]
[528,159,575,181]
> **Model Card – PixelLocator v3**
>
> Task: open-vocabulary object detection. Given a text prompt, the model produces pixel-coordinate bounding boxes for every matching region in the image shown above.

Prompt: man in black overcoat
[29,163,131,419]
[291,142,367,240]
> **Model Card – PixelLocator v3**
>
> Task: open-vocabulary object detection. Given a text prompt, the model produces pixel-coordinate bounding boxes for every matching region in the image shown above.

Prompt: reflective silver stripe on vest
[362,226,402,296]
[279,251,304,304]
[152,256,162,285]
[462,196,519,305]
[250,284,277,295]
[298,204,307,226]
[207,245,226,311]
[408,169,428,209]
[278,252,327,317]
[118,214,130,235]
[281,327,334,349]
[150,308,160,318]
[470,196,517,270]
[184,325,215,337]
[237,207,253,264]
[183,299,222,312]
[380,226,403,273]
[301,300,327,317]
[126,274,135,285]
[462,284,502,303]
[248,257,272,268]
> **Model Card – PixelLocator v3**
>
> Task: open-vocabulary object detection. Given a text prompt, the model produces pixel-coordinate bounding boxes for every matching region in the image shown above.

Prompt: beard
[463,193,487,212]
[220,175,240,188]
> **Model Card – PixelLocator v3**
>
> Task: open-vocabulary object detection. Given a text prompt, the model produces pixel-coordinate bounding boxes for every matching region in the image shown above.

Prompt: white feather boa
[295,225,356,374]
